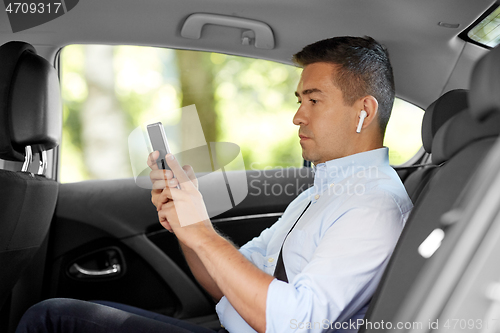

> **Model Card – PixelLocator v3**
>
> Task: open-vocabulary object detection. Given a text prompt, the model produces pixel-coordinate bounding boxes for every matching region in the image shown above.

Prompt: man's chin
[301,151,307,161]
[301,152,315,164]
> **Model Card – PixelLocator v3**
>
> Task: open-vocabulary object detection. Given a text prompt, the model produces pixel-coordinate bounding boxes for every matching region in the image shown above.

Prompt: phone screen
[147,122,171,170]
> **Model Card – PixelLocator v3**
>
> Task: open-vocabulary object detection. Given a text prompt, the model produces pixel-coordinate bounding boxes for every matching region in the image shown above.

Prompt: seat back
[403,89,469,203]
[360,46,500,333]
[390,46,500,325]
[0,41,61,315]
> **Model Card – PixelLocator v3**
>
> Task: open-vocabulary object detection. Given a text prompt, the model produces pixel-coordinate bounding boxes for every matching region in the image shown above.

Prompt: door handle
[67,247,125,280]
[181,13,275,49]
[70,262,121,277]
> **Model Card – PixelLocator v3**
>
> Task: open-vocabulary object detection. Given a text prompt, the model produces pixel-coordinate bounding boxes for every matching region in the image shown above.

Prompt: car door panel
[47,237,182,317]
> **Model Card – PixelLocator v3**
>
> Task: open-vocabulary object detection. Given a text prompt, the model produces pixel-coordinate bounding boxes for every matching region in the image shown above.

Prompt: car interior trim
[181,13,275,49]
[121,234,214,318]
[20,146,32,173]
[211,212,283,224]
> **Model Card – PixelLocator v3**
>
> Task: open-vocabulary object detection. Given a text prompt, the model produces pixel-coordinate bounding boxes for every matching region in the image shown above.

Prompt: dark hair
[293,36,395,136]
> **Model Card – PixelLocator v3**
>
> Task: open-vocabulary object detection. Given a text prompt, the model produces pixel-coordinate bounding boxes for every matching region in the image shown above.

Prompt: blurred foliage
[383,99,423,165]
[211,53,303,169]
[60,45,423,183]
[176,50,218,148]
[60,45,88,181]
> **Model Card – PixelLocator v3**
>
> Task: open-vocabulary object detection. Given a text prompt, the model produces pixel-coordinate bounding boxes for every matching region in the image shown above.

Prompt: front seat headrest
[0,41,62,162]
[432,111,500,165]
[469,44,500,121]
[421,89,469,153]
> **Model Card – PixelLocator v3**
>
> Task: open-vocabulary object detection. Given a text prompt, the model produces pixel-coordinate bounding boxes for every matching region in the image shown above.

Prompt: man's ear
[356,96,378,132]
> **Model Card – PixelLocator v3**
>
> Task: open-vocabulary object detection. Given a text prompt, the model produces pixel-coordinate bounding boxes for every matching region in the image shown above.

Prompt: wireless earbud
[356,110,367,133]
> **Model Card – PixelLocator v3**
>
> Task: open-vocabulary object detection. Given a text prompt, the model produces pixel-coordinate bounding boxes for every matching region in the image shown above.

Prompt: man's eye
[297,100,302,104]
[310,99,318,104]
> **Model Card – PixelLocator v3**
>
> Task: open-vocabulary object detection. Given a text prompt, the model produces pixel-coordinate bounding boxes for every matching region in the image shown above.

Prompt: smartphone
[147,122,172,170]
[147,122,181,189]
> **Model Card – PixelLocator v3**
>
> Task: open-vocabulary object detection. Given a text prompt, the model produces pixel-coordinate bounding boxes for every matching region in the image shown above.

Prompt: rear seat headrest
[0,41,62,162]
[432,111,500,165]
[421,89,468,153]
[469,45,500,121]
[0,41,34,161]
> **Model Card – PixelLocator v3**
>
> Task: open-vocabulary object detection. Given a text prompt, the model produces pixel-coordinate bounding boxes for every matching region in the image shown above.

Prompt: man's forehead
[295,62,336,95]
[302,62,337,80]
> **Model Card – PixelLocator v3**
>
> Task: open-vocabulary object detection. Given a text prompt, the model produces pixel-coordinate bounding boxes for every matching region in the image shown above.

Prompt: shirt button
[315,194,320,200]
[268,257,274,263]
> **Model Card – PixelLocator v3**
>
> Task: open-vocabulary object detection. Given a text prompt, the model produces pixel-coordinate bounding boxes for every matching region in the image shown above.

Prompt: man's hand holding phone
[148,150,173,231]
[147,151,215,248]
[146,121,214,246]
[147,151,198,232]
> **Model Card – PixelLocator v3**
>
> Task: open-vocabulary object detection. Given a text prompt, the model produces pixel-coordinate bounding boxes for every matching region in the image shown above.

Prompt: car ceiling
[0,0,495,109]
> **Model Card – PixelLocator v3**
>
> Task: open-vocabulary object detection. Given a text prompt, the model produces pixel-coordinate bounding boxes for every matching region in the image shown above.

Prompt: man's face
[293,62,359,164]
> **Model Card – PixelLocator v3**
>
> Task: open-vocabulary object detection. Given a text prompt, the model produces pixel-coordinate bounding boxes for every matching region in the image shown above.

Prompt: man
[16,36,412,333]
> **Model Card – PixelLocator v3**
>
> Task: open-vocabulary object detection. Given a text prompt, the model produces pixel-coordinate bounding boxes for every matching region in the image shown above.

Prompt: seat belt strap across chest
[273,201,311,283]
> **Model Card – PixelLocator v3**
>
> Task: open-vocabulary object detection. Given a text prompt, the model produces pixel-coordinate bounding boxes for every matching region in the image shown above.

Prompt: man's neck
[314,143,384,165]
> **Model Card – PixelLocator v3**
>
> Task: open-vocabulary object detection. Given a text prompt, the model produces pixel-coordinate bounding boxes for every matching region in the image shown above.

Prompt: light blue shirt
[216,148,413,333]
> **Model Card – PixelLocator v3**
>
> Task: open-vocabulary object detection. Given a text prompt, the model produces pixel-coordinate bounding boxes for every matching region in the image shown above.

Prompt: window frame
[459,3,500,49]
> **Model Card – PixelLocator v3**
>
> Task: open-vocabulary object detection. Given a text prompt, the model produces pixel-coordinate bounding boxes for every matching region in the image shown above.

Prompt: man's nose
[293,105,308,126]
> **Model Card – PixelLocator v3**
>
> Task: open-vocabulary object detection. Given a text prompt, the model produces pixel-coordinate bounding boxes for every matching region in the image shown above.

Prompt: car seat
[403,89,469,203]
[0,41,61,330]
[359,45,500,333]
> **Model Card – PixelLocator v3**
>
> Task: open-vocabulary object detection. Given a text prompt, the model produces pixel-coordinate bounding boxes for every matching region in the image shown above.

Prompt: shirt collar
[311,147,390,197]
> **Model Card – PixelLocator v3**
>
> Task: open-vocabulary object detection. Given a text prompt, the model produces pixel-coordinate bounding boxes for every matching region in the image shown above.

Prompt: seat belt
[393,163,441,171]
[273,201,311,283]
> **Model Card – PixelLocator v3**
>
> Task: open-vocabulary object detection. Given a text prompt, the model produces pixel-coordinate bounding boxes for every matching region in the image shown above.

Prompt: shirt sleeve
[266,192,406,333]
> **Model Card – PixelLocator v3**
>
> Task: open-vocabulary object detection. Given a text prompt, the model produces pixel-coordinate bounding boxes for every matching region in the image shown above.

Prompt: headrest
[0,41,62,162]
[469,45,500,121]
[421,89,468,153]
[432,110,500,164]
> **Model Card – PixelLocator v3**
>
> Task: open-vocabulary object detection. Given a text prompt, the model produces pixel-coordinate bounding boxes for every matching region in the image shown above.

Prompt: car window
[383,99,424,166]
[60,45,423,183]
[465,4,500,48]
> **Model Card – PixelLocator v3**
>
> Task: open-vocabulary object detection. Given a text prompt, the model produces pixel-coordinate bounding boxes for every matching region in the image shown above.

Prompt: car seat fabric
[0,42,36,162]
[359,45,500,333]
[9,49,61,154]
[377,44,500,333]
[432,111,500,165]
[403,89,468,203]
[468,42,500,121]
[421,89,469,154]
[0,41,61,313]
